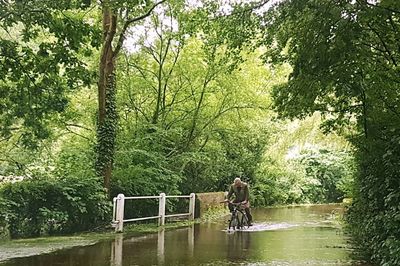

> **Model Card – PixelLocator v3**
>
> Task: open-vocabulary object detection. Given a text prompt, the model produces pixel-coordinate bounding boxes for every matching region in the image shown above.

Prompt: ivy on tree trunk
[96,4,117,192]
[95,1,166,192]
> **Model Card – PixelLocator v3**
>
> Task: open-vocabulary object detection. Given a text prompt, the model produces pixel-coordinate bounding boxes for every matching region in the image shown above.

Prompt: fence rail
[124,196,161,200]
[112,193,195,232]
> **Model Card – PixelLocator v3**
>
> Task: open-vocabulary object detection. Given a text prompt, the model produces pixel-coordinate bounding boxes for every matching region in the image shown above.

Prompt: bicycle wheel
[235,215,241,230]
[241,212,249,229]
[228,214,238,230]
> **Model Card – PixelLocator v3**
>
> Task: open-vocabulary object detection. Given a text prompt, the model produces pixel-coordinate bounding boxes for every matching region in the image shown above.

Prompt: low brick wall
[195,192,227,218]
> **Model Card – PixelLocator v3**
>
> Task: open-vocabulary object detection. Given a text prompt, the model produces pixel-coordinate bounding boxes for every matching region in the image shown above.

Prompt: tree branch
[64,123,93,131]
[367,23,398,67]
[64,126,93,141]
[114,0,166,56]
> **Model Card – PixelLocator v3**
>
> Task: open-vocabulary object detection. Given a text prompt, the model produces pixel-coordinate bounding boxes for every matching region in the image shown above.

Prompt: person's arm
[243,184,250,203]
[226,185,233,201]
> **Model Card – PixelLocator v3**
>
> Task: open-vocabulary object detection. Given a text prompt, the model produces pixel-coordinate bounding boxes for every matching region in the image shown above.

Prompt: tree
[111,2,279,193]
[95,0,167,192]
[0,0,172,191]
[254,0,400,264]
[0,0,98,148]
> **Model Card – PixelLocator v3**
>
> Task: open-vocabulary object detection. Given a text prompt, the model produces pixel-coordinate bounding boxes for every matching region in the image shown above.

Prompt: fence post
[158,193,166,226]
[189,193,195,220]
[116,193,125,232]
[112,197,117,223]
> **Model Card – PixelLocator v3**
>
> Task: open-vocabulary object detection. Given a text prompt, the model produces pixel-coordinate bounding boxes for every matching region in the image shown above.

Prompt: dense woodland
[0,1,398,265]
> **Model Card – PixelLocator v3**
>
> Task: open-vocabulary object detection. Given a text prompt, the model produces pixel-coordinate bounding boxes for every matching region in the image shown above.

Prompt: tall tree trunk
[96,6,118,192]
[95,0,165,192]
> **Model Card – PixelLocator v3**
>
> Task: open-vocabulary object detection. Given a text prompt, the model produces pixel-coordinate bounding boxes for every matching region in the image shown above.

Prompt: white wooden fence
[112,193,196,232]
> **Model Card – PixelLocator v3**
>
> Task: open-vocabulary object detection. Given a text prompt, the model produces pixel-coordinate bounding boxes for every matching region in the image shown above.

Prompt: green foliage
[295,148,355,203]
[252,147,354,206]
[209,126,269,192]
[116,16,275,196]
[111,129,182,218]
[0,177,110,238]
[252,161,298,206]
[346,128,400,266]
[0,1,99,147]
[54,137,96,180]
[0,137,39,176]
[251,114,354,206]
[0,193,10,238]
[259,0,400,264]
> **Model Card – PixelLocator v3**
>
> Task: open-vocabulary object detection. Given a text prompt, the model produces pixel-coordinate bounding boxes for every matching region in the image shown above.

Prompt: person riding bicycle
[226,177,253,226]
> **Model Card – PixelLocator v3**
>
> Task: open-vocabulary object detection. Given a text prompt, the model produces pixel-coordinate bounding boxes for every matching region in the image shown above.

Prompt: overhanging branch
[114,0,166,56]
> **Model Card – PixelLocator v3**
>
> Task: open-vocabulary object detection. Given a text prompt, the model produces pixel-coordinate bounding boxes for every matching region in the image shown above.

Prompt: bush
[111,167,199,221]
[251,147,355,207]
[251,161,305,206]
[0,176,111,238]
[0,194,10,238]
[346,128,400,266]
[295,148,355,203]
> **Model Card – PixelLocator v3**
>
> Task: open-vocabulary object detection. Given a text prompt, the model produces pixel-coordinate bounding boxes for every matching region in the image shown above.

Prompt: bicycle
[226,202,250,230]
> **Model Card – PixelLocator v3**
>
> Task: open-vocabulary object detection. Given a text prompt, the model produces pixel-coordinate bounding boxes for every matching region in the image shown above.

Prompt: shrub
[346,129,400,266]
[111,155,181,220]
[0,176,111,238]
[0,194,10,238]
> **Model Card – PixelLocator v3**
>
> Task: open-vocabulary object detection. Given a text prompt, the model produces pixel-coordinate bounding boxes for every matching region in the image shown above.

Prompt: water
[0,205,368,266]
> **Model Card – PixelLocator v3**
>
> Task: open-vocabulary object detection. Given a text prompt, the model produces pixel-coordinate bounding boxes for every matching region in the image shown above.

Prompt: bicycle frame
[228,202,249,230]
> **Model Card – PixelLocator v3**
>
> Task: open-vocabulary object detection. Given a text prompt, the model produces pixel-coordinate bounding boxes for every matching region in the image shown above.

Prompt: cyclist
[226,177,253,226]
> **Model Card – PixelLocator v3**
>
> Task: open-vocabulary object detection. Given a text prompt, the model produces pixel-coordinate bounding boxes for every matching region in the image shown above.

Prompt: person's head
[234,177,242,187]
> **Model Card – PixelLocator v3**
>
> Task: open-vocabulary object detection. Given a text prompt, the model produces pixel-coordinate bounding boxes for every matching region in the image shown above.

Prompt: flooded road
[0,205,366,266]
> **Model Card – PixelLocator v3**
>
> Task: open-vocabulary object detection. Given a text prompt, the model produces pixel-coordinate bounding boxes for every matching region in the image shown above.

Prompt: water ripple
[223,222,299,233]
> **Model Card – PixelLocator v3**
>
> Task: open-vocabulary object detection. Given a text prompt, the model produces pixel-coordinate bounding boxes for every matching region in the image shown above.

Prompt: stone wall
[195,192,227,218]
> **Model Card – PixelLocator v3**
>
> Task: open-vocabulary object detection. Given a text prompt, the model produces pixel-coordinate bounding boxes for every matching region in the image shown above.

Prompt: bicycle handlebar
[231,202,247,206]
[219,200,247,206]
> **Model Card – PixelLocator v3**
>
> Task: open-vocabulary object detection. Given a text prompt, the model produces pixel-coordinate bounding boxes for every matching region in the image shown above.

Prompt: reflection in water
[110,234,123,266]
[188,224,194,257]
[109,225,195,266]
[227,232,251,262]
[157,228,164,265]
[1,205,367,266]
